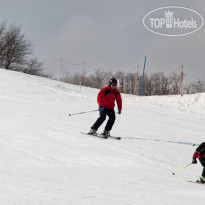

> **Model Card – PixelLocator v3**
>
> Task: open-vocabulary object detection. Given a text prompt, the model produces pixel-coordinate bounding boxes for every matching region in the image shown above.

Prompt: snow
[0,69,205,204]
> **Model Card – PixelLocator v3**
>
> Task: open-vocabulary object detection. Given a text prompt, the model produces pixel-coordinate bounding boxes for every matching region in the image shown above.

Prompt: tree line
[60,70,205,96]
[60,70,182,95]
[183,80,205,94]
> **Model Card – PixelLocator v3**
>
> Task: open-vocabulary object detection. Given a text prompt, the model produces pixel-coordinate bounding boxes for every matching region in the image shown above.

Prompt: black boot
[88,129,97,135]
[101,130,110,136]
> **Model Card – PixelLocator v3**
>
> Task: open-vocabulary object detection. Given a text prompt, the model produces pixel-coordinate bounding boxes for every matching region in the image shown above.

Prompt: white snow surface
[0,69,205,205]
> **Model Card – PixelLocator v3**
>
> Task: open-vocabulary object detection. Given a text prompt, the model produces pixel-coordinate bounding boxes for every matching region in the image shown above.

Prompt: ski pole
[69,109,99,116]
[172,163,192,175]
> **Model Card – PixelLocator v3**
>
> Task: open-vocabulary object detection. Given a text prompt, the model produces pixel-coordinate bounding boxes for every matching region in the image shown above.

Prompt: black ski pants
[199,158,205,177]
[91,108,115,131]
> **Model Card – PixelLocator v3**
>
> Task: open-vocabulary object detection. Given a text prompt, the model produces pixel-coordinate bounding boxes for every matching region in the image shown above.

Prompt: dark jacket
[97,85,122,111]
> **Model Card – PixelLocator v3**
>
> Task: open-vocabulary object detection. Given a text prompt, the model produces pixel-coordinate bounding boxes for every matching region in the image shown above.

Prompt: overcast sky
[0,0,204,83]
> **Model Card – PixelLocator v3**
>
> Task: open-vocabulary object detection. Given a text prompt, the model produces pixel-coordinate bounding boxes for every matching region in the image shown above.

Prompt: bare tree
[0,22,45,76]
[22,57,45,76]
[0,22,7,65]
[169,73,181,95]
[1,24,32,70]
[184,79,205,94]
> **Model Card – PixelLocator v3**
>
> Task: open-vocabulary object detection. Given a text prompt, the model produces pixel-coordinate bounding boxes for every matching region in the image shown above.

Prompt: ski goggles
[111,83,117,87]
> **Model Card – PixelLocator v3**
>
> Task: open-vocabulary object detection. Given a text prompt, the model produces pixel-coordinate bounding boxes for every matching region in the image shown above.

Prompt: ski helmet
[109,77,117,86]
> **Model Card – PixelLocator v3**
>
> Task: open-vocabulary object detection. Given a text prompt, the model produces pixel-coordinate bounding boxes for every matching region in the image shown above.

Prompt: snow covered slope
[0,69,205,205]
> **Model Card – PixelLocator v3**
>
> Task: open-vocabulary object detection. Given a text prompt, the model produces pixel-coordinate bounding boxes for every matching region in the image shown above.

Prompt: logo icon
[143,6,204,36]
[165,10,173,28]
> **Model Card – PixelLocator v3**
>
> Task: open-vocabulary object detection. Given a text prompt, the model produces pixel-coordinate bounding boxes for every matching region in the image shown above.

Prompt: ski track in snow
[0,69,205,205]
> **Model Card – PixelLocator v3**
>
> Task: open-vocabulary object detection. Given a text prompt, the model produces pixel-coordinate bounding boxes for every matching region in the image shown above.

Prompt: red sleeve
[193,151,199,159]
[116,92,122,111]
[97,88,104,107]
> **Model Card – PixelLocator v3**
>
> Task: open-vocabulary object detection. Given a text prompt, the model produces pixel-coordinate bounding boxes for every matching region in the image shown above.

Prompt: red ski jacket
[97,85,122,111]
[193,142,205,159]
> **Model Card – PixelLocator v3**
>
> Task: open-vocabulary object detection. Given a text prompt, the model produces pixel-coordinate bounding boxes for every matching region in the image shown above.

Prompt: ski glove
[118,110,121,114]
[99,107,104,111]
[192,158,197,164]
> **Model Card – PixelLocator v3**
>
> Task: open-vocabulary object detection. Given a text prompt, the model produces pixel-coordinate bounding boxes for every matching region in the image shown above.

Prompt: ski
[80,132,121,140]
[98,134,121,140]
[80,132,108,139]
[186,180,205,184]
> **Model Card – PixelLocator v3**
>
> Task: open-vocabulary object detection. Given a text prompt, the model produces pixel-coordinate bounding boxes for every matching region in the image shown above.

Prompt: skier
[192,142,205,183]
[88,77,122,136]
